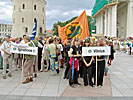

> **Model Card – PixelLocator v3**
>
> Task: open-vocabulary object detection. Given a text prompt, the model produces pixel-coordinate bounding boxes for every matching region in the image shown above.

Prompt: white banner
[82,46,111,56]
[10,46,38,55]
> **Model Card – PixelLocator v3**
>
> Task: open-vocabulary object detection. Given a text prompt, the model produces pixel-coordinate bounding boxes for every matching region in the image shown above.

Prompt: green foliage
[52,16,91,36]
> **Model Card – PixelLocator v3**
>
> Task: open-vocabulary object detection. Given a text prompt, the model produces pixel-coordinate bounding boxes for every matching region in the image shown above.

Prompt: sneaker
[3,76,6,79]
[98,85,102,88]
[8,73,12,77]
[34,74,37,78]
[40,70,43,72]
[29,77,33,82]
[70,84,75,88]
[77,83,81,86]
[22,78,30,84]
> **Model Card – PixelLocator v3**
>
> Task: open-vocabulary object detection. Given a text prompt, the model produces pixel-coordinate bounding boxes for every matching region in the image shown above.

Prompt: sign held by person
[10,46,38,55]
[82,46,111,56]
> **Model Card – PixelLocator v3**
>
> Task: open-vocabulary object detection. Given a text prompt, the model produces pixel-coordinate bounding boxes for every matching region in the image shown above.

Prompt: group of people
[109,37,133,55]
[0,35,115,88]
[64,37,115,88]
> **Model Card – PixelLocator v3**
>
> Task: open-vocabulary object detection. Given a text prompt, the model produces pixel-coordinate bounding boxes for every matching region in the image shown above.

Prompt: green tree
[52,16,91,36]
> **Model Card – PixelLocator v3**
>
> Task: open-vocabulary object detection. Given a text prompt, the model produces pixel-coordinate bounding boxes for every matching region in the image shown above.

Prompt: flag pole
[21,54,24,83]
[36,20,38,37]
[95,56,98,88]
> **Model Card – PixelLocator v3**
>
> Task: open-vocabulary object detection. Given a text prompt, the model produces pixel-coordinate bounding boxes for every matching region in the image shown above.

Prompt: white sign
[10,46,38,55]
[82,46,111,56]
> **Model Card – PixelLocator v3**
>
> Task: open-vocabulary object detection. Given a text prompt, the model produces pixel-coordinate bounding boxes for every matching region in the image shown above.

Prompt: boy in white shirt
[1,36,13,79]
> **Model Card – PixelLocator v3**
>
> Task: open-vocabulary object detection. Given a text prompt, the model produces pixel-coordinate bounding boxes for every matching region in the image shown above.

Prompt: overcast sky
[0,0,95,30]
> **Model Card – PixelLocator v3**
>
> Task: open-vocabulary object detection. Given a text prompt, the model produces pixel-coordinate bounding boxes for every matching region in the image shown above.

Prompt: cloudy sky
[0,0,95,29]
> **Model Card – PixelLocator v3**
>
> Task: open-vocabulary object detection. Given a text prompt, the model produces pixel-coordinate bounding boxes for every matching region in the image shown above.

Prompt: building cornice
[92,2,119,18]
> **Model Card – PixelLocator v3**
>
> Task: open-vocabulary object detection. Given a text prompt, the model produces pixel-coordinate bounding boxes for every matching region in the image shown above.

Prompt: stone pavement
[110,51,133,97]
[61,75,112,97]
[0,51,133,99]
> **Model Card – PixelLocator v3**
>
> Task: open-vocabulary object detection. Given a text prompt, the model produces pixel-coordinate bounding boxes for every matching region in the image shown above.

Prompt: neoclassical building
[11,0,46,38]
[0,23,12,38]
[92,0,133,38]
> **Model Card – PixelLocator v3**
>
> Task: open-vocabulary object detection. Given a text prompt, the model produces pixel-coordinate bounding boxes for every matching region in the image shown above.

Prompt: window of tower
[34,18,37,23]
[42,7,44,12]
[40,27,42,33]
[22,4,25,9]
[22,18,24,23]
[43,19,44,24]
[34,5,36,10]
[25,27,28,33]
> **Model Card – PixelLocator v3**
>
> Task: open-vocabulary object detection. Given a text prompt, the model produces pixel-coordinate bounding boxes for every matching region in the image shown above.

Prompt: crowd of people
[0,35,116,88]
[111,37,133,55]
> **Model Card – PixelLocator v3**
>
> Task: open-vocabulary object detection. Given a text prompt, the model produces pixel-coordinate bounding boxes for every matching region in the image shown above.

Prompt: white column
[127,1,133,37]
[104,10,108,36]
[100,14,104,34]
[111,5,117,37]
[108,8,111,37]
[96,15,100,34]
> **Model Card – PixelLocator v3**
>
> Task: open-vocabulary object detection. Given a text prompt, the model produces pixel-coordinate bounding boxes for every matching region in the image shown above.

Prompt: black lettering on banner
[94,49,105,53]
[18,48,33,52]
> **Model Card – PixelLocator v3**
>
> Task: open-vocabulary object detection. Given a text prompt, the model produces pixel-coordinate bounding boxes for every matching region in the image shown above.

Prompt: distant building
[0,23,12,38]
[46,30,54,37]
[11,0,46,38]
[92,0,133,38]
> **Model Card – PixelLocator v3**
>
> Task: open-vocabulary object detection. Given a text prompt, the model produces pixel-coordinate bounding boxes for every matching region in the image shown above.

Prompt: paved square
[0,51,133,98]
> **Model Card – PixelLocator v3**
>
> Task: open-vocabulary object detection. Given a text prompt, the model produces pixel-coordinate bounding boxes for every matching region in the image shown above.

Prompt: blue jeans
[50,54,59,74]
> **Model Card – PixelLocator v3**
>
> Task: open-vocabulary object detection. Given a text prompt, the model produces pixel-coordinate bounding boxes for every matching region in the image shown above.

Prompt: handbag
[56,44,61,56]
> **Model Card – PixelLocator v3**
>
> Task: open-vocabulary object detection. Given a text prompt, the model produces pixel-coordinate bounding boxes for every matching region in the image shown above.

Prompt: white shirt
[59,44,63,51]
[1,41,12,53]
[20,40,25,44]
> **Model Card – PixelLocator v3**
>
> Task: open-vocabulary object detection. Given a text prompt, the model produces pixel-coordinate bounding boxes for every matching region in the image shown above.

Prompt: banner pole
[21,54,24,83]
[95,56,98,88]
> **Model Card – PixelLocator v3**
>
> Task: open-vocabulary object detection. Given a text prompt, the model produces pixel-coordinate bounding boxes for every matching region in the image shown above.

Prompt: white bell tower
[11,0,46,38]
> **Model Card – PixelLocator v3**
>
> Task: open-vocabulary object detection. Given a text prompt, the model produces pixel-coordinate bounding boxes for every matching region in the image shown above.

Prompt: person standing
[69,38,81,88]
[82,40,94,87]
[56,39,62,71]
[32,37,43,77]
[64,40,71,79]
[41,40,49,72]
[94,40,106,88]
[38,37,44,71]
[12,36,36,84]
[48,38,59,75]
[108,41,115,66]
[1,36,13,79]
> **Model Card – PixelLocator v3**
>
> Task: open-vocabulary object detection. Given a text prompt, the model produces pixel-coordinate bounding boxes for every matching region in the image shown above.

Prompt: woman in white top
[56,39,62,71]
[40,40,50,72]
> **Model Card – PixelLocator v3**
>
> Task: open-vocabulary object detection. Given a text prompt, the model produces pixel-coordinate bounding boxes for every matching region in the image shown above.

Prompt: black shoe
[89,84,94,87]
[77,83,81,85]
[70,84,75,88]
[84,84,88,86]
